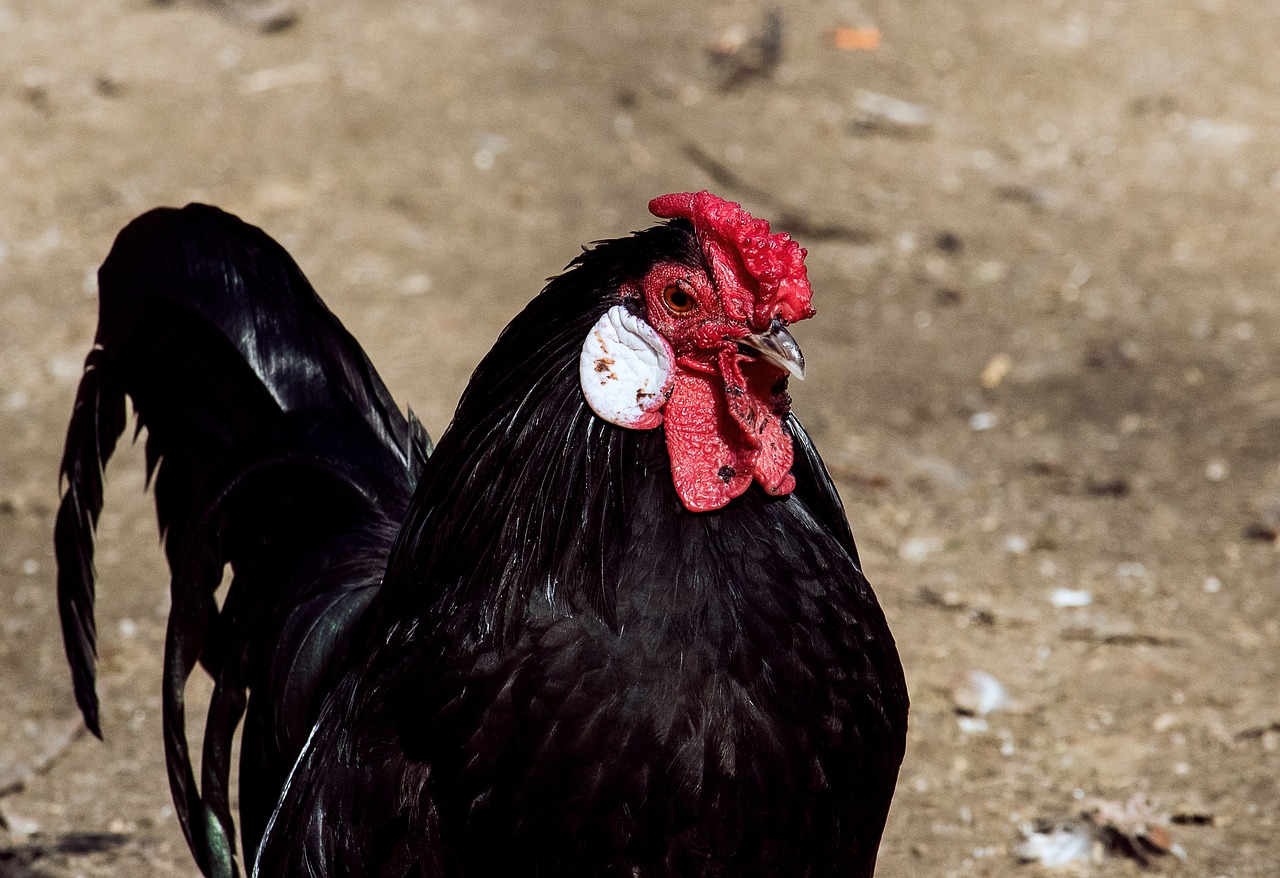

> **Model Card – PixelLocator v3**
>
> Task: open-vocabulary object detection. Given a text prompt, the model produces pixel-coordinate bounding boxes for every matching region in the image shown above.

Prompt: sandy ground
[0,0,1277,876]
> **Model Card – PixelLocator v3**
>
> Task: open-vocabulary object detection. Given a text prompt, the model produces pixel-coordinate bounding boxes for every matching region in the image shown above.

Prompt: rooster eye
[662,281,697,314]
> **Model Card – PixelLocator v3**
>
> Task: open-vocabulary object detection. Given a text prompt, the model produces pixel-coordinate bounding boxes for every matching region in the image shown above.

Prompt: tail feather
[53,204,427,876]
[55,357,127,738]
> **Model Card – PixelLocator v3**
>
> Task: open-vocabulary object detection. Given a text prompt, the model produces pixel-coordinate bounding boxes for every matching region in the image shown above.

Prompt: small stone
[971,260,1008,284]
[1004,534,1030,555]
[1115,562,1147,581]
[969,411,997,431]
[2,810,40,838]
[849,91,933,137]
[46,355,83,383]
[1051,588,1092,608]
[952,670,1010,716]
[899,536,943,563]
[398,274,433,296]
[980,353,1012,389]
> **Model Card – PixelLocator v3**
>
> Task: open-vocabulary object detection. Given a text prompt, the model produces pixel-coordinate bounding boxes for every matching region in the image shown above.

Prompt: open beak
[736,319,806,381]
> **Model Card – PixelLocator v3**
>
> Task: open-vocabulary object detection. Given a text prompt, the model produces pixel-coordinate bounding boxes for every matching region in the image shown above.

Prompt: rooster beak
[736,319,806,381]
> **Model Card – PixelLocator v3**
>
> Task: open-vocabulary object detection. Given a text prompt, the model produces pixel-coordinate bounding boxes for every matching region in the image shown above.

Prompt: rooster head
[579,191,815,513]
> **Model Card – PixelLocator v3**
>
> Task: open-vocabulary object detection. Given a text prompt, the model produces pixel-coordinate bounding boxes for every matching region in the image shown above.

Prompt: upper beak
[736,319,806,381]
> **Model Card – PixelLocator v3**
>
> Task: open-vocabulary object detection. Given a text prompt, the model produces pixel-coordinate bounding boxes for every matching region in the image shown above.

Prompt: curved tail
[54,205,430,876]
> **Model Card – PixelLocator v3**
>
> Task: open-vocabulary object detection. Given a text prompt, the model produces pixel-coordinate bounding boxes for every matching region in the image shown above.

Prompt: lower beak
[736,319,806,381]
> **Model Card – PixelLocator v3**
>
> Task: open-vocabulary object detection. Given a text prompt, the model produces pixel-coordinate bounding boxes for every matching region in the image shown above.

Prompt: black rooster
[55,192,907,878]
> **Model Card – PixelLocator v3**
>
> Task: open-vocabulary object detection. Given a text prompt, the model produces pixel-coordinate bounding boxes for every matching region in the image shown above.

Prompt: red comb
[649,191,815,327]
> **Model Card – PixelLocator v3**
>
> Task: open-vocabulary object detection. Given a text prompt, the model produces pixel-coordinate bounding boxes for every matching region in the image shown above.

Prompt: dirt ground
[0,0,1277,875]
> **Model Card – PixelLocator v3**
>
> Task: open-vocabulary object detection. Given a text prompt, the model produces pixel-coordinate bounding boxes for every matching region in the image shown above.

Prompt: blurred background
[0,0,1277,875]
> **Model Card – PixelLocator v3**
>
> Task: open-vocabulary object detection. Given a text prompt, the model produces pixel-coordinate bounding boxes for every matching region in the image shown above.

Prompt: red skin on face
[625,260,797,513]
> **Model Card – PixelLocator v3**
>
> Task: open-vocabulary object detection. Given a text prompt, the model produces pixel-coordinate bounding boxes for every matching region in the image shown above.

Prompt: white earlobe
[579,305,673,429]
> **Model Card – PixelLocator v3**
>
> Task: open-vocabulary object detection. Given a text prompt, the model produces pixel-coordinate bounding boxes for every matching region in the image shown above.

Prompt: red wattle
[662,370,753,512]
[662,360,796,512]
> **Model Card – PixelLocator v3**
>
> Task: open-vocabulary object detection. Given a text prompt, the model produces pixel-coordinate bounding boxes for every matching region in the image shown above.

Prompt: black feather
[53,205,427,876]
[254,219,908,877]
[55,355,126,739]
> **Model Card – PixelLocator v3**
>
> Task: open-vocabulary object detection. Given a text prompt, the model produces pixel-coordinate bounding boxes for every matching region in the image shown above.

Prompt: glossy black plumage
[54,205,429,876]
[55,207,907,878]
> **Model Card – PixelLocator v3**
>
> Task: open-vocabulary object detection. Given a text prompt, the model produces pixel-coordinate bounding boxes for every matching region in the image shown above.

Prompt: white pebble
[969,411,997,431]
[46,355,83,383]
[398,274,433,296]
[852,90,933,131]
[953,670,1010,716]
[1050,588,1092,608]
[1004,534,1030,555]
[3,812,40,838]
[899,536,943,563]
[1115,562,1147,581]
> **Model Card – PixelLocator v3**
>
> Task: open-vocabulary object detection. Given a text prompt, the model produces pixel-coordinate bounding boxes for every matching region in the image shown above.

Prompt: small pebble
[46,355,83,383]
[850,90,933,136]
[1051,588,1093,607]
[952,670,1010,716]
[1115,562,1147,581]
[899,536,943,563]
[2,811,41,838]
[1004,534,1030,555]
[980,354,1012,389]
[969,411,997,431]
[398,274,433,296]
[971,260,1008,284]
